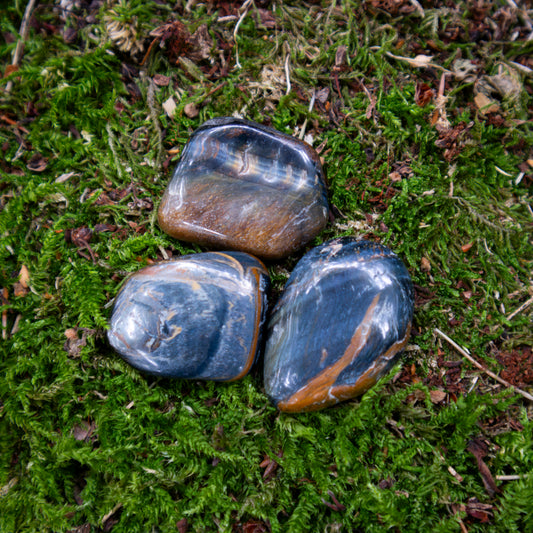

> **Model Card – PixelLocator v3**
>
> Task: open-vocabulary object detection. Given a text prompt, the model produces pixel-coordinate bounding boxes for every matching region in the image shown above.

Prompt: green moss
[1,0,532,531]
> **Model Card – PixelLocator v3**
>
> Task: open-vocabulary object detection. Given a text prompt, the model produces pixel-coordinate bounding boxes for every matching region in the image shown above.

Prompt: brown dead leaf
[4,64,19,77]
[389,171,402,183]
[151,20,191,62]
[434,121,473,161]
[461,242,474,253]
[257,8,276,29]
[176,518,188,533]
[26,153,48,172]
[474,93,500,115]
[467,439,500,496]
[365,0,415,16]
[495,346,533,388]
[64,327,95,358]
[13,264,30,297]
[153,74,171,86]
[187,24,213,62]
[72,420,96,442]
[406,389,426,403]
[465,498,494,523]
[94,223,116,233]
[71,227,93,247]
[315,87,330,104]
[415,82,434,107]
[184,102,199,118]
[420,257,431,272]
[260,450,283,481]
[335,45,348,68]
[163,96,177,118]
[430,389,446,403]
[0,477,18,497]
[452,59,479,82]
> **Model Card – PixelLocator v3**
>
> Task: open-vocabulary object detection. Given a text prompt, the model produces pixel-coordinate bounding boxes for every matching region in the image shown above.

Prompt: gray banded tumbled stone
[158,117,329,260]
[264,238,414,412]
[108,252,270,381]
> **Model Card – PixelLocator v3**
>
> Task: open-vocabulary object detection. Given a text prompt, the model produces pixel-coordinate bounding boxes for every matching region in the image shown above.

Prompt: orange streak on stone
[292,322,412,412]
[213,252,245,276]
[278,294,380,412]
[229,266,263,382]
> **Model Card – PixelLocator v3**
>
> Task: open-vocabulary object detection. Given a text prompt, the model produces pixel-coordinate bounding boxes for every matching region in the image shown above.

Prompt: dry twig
[298,90,316,140]
[233,0,254,69]
[284,53,291,95]
[146,77,163,170]
[506,295,533,321]
[5,0,38,93]
[496,474,528,481]
[434,328,533,402]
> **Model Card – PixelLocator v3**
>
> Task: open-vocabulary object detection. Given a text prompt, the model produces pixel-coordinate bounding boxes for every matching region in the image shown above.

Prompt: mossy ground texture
[1,1,532,531]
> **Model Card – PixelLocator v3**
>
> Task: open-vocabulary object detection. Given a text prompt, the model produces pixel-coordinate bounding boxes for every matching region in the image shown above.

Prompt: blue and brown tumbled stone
[157,117,329,260]
[264,238,414,412]
[108,252,270,381]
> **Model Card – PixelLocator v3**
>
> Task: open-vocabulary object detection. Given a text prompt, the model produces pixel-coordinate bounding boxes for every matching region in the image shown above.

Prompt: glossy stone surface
[158,117,329,260]
[108,252,269,381]
[264,238,414,412]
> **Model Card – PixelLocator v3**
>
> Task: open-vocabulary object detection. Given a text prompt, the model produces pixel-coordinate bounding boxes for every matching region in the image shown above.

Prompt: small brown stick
[205,80,228,98]
[506,295,533,321]
[146,77,163,170]
[1,287,8,340]
[5,0,38,94]
[434,328,533,402]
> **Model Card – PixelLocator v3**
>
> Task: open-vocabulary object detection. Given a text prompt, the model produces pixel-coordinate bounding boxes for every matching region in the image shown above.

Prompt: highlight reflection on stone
[264,238,414,412]
[108,252,269,381]
[158,117,329,260]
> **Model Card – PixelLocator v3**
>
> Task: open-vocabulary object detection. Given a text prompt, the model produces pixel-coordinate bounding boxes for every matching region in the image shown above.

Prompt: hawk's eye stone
[263,238,414,412]
[157,117,329,260]
[108,252,270,381]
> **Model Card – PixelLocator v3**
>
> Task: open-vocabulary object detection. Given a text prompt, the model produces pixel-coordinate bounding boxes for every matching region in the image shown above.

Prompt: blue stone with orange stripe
[264,238,414,412]
[158,117,328,260]
[108,252,269,381]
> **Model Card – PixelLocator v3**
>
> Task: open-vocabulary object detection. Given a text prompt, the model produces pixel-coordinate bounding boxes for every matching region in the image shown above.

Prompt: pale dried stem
[496,474,528,480]
[106,123,125,181]
[5,0,38,94]
[434,328,533,402]
[146,77,163,171]
[233,0,254,69]
[409,0,425,17]
[284,53,291,95]
[298,90,316,140]
[506,295,533,321]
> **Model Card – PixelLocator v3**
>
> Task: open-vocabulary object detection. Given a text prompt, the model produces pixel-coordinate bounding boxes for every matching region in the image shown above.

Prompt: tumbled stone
[158,117,329,260]
[108,252,269,381]
[264,238,414,412]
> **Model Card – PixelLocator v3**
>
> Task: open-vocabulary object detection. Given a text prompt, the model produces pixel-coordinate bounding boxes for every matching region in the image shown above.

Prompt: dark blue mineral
[158,117,329,260]
[108,252,270,381]
[264,238,414,412]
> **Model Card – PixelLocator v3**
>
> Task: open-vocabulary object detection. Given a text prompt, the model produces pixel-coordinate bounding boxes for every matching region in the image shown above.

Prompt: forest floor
[1,1,532,531]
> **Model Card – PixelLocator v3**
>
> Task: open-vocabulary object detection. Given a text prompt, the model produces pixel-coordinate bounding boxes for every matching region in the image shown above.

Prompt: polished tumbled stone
[108,252,269,381]
[158,117,329,260]
[264,238,414,412]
